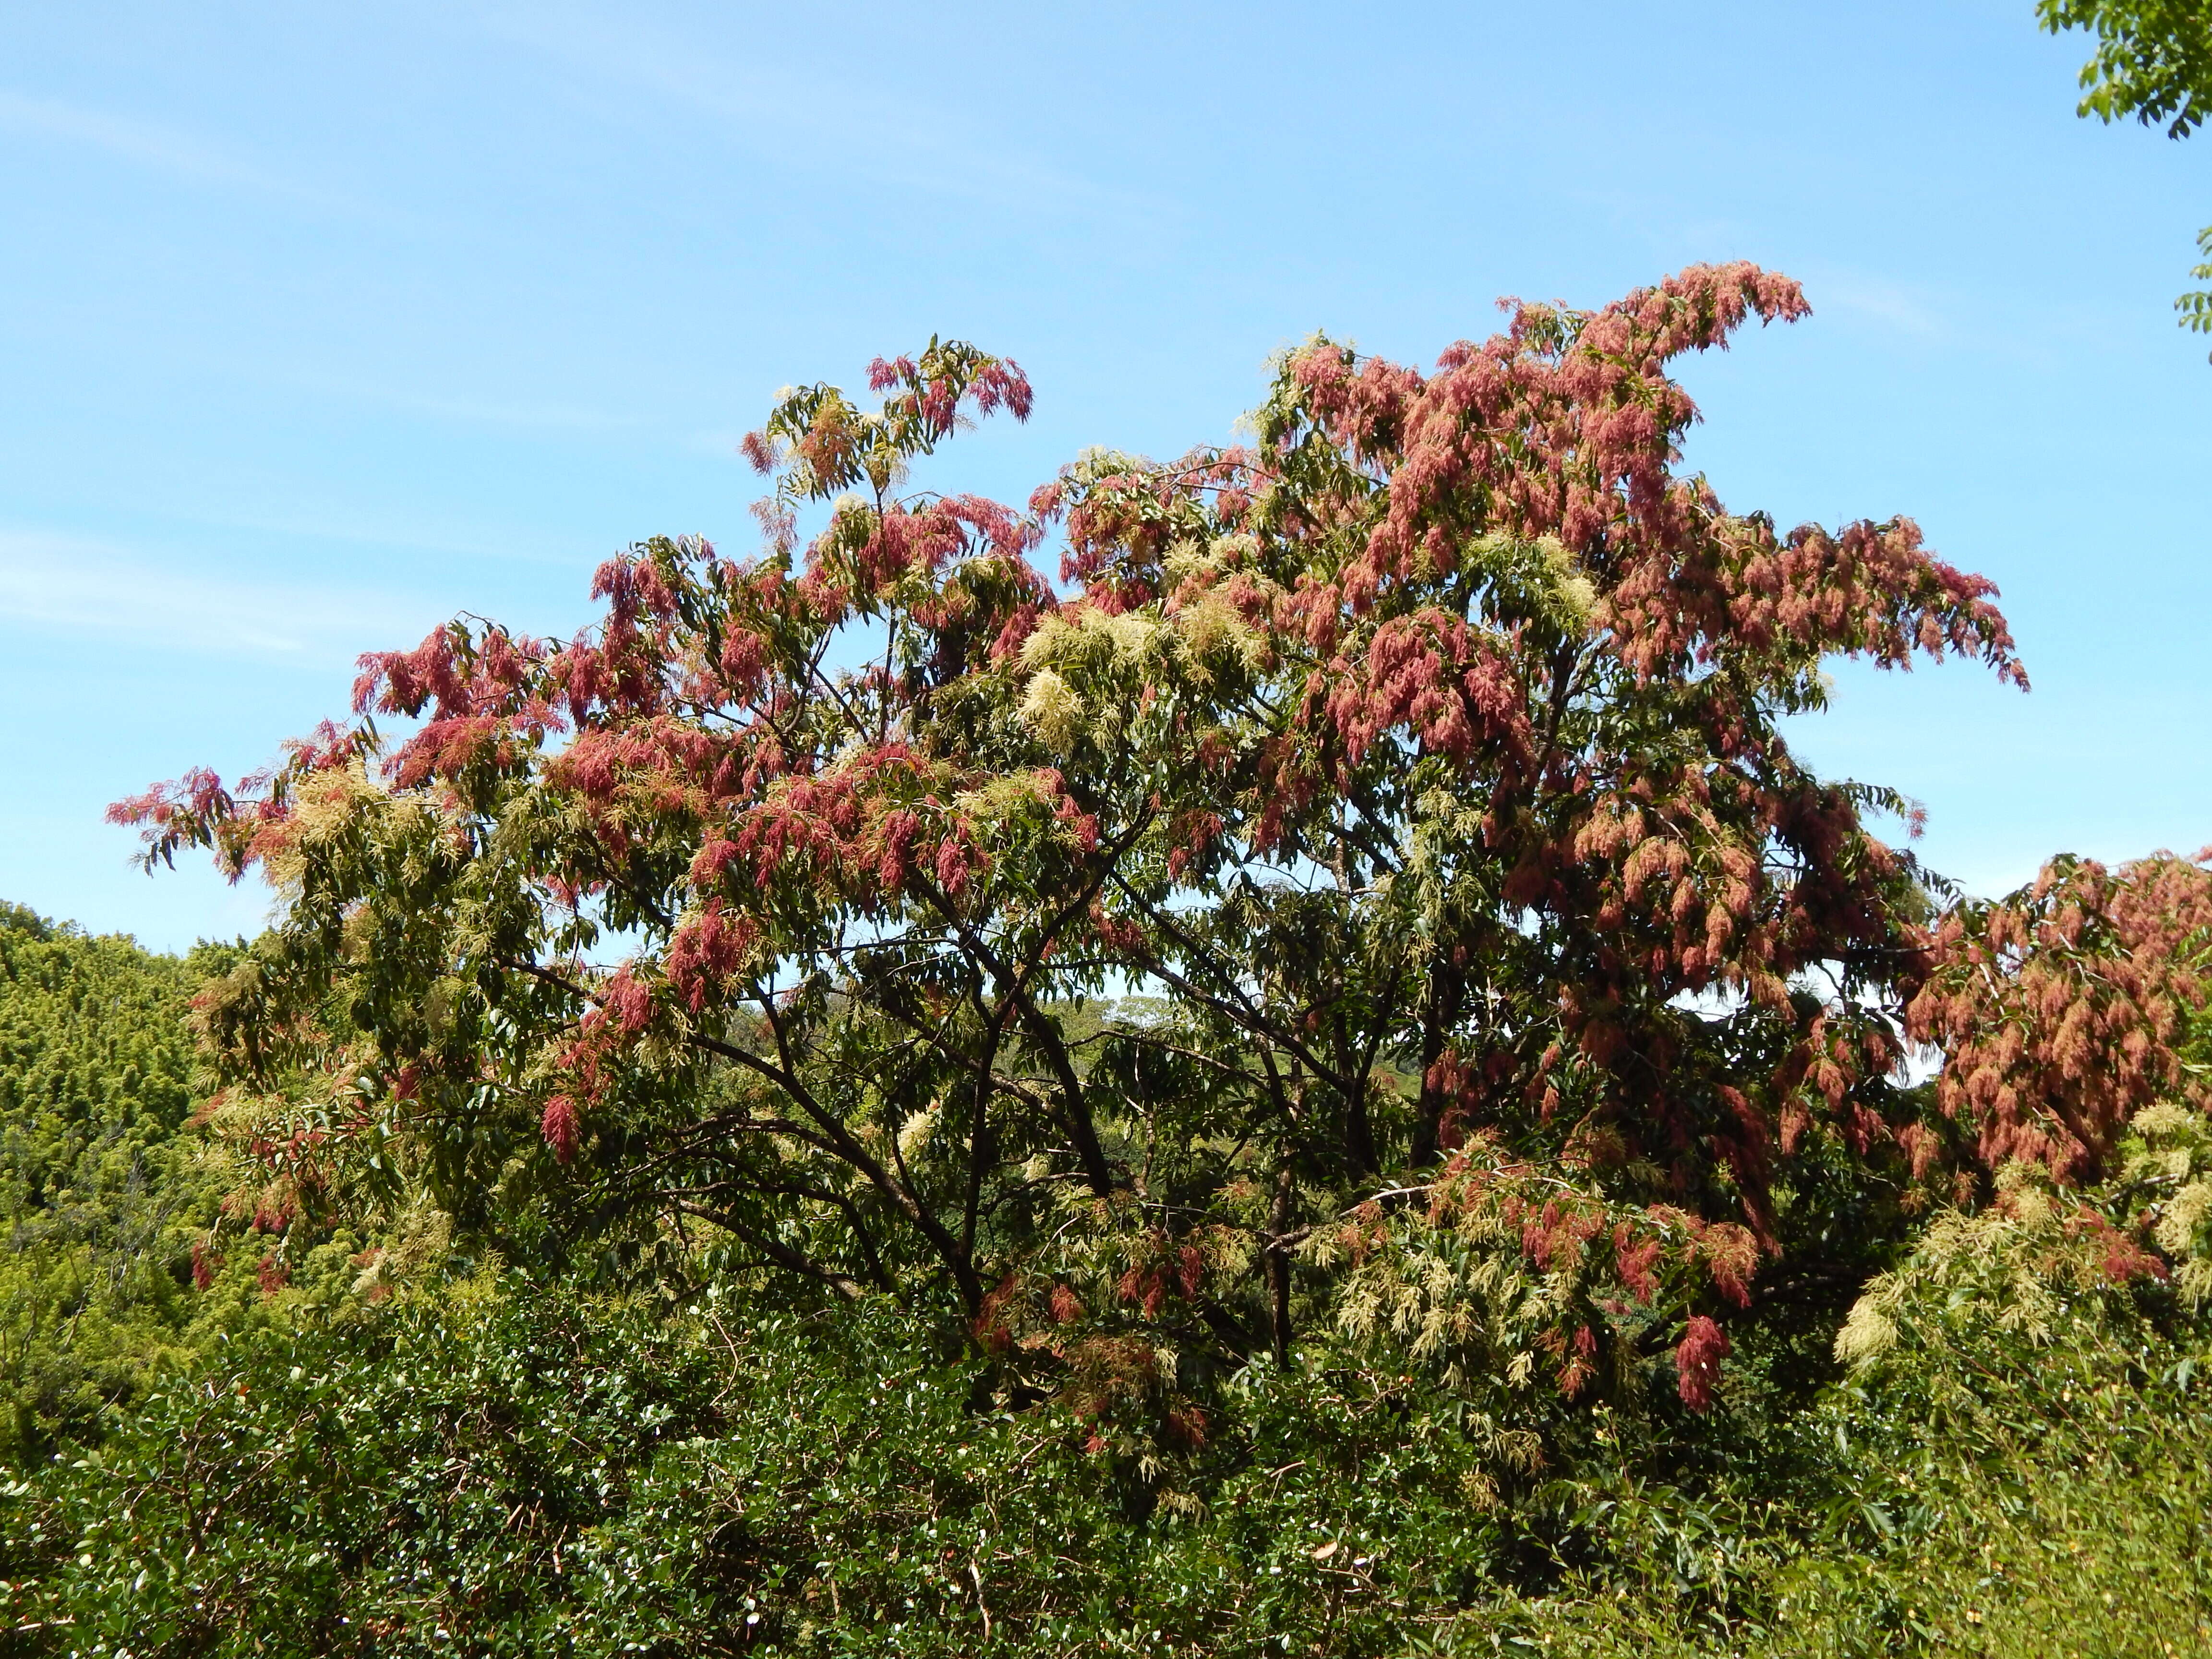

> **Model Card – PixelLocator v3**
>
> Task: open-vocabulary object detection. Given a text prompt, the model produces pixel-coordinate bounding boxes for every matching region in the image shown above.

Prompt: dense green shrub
[5,1281,1546,1656]
[8,1219,2211,1658]
[4,901,2212,1655]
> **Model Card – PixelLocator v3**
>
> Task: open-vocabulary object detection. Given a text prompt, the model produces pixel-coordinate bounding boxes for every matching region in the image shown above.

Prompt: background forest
[3,5,2212,1658]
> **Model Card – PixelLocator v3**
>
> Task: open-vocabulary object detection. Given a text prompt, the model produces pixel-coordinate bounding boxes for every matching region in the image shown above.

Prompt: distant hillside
[0,903,221,1451]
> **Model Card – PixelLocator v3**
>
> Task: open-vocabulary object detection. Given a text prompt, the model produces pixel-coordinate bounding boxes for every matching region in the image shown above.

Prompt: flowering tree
[1908,851,2212,1182]
[119,269,2026,1415]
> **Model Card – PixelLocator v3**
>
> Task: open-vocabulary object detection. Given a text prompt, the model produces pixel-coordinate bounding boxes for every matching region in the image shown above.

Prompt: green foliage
[1776,1106,2212,1655]
[0,904,224,1454]
[2039,0,2212,352]
[2,1277,1589,1656]
[2039,0,2212,137]
[2182,225,2212,343]
[11,1217,2212,1656]
[5,1278,728,1656]
[0,902,394,1467]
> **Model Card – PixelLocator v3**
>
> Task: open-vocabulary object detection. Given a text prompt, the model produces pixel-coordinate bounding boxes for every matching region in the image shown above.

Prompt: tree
[115,268,2023,1417]
[2039,0,2212,349]
[1907,850,2212,1182]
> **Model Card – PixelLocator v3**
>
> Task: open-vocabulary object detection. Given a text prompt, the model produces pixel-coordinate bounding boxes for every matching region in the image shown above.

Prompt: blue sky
[1,0,2205,952]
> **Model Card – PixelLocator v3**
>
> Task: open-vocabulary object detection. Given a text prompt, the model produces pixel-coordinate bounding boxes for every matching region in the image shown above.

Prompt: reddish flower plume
[542,1094,580,1164]
[1674,1315,1731,1412]
[1910,852,2212,1182]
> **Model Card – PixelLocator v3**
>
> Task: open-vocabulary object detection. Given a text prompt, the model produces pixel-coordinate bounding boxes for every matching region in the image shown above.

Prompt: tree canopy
[111,266,2062,1427]
[2040,0,2212,345]
[2041,0,2212,137]
[49,262,2212,1656]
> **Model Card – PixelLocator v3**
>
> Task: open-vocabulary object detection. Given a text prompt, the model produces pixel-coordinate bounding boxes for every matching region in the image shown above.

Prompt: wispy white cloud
[466,4,1161,220]
[165,503,578,569]
[0,89,337,206]
[683,426,753,457]
[1806,269,1945,338]
[392,389,636,432]
[0,529,435,662]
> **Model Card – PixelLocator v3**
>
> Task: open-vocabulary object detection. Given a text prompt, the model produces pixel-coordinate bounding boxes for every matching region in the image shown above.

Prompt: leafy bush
[11,1218,2212,1658]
